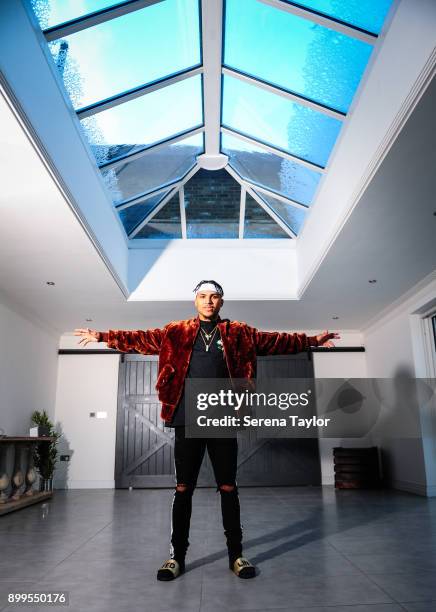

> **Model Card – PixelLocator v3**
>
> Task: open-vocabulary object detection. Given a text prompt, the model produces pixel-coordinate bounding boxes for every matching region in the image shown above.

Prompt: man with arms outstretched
[75,280,339,580]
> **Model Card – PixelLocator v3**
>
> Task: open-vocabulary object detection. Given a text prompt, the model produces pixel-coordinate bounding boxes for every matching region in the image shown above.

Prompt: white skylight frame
[43,0,167,42]
[128,164,201,239]
[100,126,205,173]
[255,0,378,45]
[77,66,204,120]
[225,165,297,239]
[33,0,390,242]
[221,67,346,122]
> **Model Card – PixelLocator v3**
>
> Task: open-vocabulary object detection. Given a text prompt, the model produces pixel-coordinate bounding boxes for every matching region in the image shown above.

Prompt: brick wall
[133,168,289,238]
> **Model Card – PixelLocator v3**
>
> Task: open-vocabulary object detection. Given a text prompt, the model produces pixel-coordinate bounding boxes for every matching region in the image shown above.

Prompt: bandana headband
[193,280,224,296]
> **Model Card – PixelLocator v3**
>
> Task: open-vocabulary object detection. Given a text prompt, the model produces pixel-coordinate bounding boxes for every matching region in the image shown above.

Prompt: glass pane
[244,193,289,239]
[118,191,169,235]
[185,169,239,238]
[224,0,373,113]
[253,191,307,236]
[31,0,124,29]
[222,75,341,167]
[102,133,203,204]
[135,192,181,238]
[284,0,393,35]
[81,75,203,164]
[222,133,321,206]
[45,0,201,109]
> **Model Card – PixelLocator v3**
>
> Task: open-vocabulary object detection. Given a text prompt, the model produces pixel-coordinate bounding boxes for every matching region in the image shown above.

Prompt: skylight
[222,74,342,167]
[221,132,321,205]
[223,0,373,113]
[30,0,393,241]
[40,0,201,109]
[281,0,393,35]
[105,133,204,205]
[185,169,240,239]
[80,75,203,163]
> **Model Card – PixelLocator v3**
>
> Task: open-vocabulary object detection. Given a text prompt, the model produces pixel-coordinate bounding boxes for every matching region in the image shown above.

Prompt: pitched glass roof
[253,190,307,236]
[44,0,201,109]
[80,75,203,160]
[224,0,373,113]
[222,74,342,167]
[30,0,393,241]
[221,132,321,205]
[102,132,204,204]
[185,169,240,238]
[118,191,170,236]
[283,1,394,35]
[134,192,182,239]
[32,0,131,29]
[244,193,289,239]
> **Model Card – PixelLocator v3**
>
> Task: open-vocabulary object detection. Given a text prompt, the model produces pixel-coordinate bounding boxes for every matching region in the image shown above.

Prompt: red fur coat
[99,317,319,424]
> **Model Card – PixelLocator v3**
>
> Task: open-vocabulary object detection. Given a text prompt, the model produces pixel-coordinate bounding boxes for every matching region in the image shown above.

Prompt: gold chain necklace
[199,326,218,352]
[201,324,217,340]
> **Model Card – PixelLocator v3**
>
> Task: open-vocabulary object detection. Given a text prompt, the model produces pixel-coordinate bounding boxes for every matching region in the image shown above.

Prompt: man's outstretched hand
[315,330,340,348]
[74,328,100,347]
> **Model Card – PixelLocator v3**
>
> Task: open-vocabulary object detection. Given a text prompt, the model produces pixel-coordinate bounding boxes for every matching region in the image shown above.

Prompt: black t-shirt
[169,320,229,426]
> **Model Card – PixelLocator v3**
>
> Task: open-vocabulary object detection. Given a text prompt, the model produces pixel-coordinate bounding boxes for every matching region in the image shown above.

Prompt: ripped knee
[175,483,193,493]
[218,484,237,493]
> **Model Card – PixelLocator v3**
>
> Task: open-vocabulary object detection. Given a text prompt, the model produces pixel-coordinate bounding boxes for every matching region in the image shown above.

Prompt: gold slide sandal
[231,557,256,579]
[156,558,184,581]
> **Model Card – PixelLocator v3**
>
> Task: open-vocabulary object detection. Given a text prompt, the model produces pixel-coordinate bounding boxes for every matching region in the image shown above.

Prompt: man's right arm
[98,329,164,354]
[74,327,165,354]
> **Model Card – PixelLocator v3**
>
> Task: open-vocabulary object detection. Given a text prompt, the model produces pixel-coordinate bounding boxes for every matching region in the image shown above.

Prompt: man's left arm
[250,326,339,356]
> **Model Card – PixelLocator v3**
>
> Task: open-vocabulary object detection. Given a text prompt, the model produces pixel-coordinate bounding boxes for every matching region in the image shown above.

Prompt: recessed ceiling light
[46,281,55,286]
[368,279,377,284]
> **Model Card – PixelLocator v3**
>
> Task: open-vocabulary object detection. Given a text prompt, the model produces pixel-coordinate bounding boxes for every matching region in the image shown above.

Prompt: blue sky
[45,0,200,111]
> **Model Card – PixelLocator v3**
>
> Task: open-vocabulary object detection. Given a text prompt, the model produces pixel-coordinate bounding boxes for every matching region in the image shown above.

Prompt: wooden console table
[0,436,56,516]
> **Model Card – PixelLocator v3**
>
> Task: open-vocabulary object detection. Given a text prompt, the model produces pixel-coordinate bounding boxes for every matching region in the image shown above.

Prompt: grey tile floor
[1,486,436,612]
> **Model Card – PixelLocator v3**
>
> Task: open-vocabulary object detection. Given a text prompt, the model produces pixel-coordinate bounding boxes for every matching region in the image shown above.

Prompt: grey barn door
[115,353,320,488]
[114,355,217,488]
[249,354,321,486]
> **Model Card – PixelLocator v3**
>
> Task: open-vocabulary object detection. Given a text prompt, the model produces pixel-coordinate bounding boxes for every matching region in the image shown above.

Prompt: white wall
[363,272,436,496]
[313,333,368,485]
[0,297,59,436]
[54,337,119,489]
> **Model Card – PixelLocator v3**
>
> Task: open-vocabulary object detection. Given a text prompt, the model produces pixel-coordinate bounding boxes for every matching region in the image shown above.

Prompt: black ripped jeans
[170,426,243,565]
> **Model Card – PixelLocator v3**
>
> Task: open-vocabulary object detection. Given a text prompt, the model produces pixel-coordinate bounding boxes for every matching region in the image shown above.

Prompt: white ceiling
[0,71,435,336]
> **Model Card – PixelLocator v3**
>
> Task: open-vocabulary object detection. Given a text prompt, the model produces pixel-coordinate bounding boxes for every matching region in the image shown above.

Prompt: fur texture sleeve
[249,326,318,356]
[100,328,165,354]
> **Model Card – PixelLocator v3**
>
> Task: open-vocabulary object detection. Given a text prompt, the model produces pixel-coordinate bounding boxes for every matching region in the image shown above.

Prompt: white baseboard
[388,478,431,497]
[321,477,435,497]
[426,484,436,497]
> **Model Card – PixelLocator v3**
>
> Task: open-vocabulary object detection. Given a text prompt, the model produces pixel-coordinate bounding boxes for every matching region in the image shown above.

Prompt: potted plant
[31,411,61,492]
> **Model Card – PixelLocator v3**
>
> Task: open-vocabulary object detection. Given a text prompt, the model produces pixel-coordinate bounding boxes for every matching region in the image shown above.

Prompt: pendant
[206,344,210,352]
